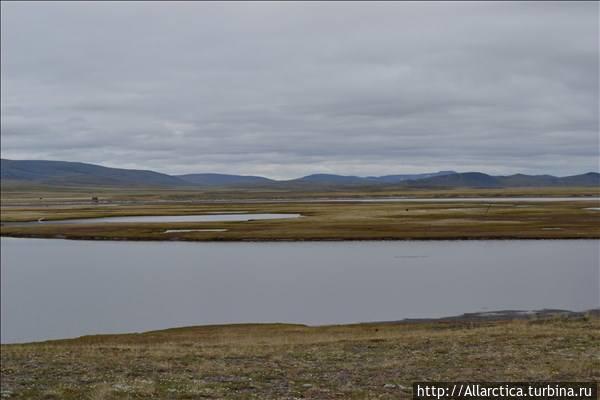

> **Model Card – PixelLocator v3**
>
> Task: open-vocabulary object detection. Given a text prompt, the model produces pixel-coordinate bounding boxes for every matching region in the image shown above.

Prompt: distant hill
[406,172,502,187]
[285,174,367,186]
[551,172,600,186]
[368,171,457,184]
[0,159,188,187]
[1,159,598,188]
[498,173,560,187]
[285,171,456,186]
[176,173,276,187]
[407,172,600,188]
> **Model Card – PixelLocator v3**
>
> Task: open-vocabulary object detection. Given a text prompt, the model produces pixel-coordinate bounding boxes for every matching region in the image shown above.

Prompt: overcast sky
[1,1,598,178]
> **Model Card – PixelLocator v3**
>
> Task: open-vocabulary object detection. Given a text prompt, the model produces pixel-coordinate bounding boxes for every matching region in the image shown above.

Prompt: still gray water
[34,213,301,224]
[154,196,600,204]
[293,197,600,203]
[1,238,598,343]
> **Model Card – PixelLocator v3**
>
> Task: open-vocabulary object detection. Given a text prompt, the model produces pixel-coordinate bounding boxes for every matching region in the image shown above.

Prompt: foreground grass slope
[1,316,598,399]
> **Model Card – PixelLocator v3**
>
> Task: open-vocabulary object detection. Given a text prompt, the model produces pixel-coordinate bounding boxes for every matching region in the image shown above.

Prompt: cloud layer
[1,1,598,178]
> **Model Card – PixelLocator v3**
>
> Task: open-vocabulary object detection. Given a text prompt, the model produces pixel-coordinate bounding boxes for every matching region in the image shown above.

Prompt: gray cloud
[1,1,598,178]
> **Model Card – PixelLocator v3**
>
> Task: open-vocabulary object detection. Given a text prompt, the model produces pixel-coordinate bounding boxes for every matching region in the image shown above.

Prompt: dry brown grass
[2,184,599,205]
[1,316,598,399]
[2,199,599,240]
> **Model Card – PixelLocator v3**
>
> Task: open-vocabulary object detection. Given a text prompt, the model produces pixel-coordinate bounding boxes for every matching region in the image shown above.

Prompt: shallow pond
[33,213,301,224]
[1,238,598,343]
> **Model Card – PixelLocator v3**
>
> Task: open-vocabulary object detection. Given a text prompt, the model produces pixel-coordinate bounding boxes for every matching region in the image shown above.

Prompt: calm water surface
[1,238,598,343]
[298,197,600,203]
[35,213,300,224]
[174,197,600,204]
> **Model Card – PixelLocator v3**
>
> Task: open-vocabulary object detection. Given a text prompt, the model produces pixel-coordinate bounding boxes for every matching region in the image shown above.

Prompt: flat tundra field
[1,187,599,240]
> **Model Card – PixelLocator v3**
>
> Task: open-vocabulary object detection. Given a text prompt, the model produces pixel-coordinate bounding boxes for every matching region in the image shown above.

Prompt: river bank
[1,311,598,399]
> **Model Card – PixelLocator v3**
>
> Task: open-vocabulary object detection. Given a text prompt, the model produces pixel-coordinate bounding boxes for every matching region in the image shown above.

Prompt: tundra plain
[1,186,598,400]
[1,186,599,241]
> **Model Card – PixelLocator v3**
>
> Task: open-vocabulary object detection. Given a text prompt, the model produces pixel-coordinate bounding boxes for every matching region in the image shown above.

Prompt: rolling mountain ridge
[175,173,277,187]
[408,172,600,188]
[1,159,188,187]
[1,159,598,188]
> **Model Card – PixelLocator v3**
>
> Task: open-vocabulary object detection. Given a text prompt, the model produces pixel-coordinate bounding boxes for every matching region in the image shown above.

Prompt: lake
[30,213,301,225]
[154,197,600,204]
[1,238,598,343]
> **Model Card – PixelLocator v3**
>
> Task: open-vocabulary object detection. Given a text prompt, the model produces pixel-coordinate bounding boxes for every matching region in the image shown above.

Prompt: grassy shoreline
[2,314,598,399]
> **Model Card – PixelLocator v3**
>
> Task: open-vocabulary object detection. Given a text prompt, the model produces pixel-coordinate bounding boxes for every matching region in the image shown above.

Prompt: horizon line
[1,157,599,181]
